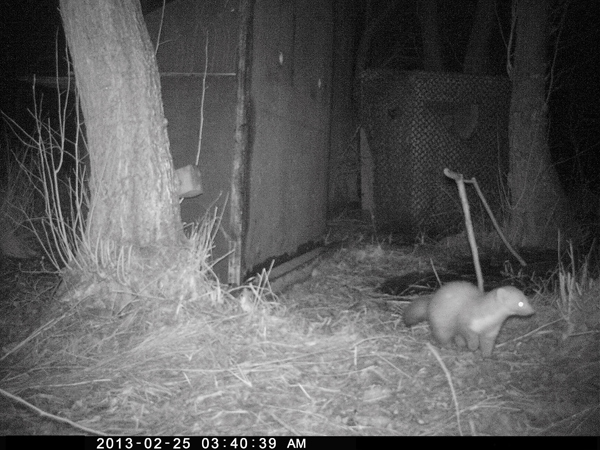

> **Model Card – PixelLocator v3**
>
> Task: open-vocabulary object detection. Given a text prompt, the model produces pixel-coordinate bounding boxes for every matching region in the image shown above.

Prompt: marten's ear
[495,287,511,303]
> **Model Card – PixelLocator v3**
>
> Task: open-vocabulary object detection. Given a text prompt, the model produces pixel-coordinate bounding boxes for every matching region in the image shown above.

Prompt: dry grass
[0,136,41,261]
[1,102,598,435]
[0,236,598,435]
[2,85,86,273]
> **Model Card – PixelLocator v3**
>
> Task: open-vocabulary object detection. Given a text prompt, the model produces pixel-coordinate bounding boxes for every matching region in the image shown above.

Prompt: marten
[403,281,534,357]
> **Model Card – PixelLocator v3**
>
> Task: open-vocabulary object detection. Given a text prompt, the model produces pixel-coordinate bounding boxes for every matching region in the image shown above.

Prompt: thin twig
[154,0,167,55]
[427,343,463,436]
[495,319,561,348]
[0,314,66,362]
[444,168,483,291]
[195,30,209,166]
[467,176,526,266]
[0,388,105,435]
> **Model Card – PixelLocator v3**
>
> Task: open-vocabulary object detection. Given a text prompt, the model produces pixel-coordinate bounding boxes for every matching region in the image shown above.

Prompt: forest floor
[1,221,599,436]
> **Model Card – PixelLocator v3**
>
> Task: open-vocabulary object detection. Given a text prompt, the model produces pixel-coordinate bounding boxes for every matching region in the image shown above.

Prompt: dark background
[1,0,598,198]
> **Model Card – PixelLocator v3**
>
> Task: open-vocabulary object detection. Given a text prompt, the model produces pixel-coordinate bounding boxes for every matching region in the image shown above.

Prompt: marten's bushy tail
[403,297,430,326]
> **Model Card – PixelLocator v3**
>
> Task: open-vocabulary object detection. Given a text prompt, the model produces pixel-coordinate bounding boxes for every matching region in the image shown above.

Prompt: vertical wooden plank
[228,0,254,285]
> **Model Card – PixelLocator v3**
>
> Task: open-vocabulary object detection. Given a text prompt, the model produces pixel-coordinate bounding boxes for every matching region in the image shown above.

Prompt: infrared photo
[0,0,598,438]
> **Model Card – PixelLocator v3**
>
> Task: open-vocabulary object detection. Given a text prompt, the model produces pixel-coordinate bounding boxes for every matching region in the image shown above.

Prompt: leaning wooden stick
[444,168,484,291]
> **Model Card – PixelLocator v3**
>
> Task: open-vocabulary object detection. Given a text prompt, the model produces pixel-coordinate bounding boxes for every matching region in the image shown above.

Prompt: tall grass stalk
[4,79,88,273]
[555,240,595,338]
[6,68,227,307]
[0,133,38,259]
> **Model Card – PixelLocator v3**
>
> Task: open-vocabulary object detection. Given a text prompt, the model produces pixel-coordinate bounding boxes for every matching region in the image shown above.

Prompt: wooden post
[229,0,253,285]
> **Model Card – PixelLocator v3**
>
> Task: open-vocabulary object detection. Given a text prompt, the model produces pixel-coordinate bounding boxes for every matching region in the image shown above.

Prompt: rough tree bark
[355,1,400,76]
[418,0,443,72]
[464,0,495,74]
[59,0,184,255]
[507,0,567,247]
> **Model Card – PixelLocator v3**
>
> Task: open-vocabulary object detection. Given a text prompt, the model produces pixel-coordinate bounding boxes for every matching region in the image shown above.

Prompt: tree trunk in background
[418,0,443,72]
[464,0,495,74]
[60,0,184,251]
[355,1,400,76]
[507,0,567,247]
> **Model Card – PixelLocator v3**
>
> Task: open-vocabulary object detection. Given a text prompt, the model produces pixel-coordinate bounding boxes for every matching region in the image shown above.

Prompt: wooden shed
[143,0,358,285]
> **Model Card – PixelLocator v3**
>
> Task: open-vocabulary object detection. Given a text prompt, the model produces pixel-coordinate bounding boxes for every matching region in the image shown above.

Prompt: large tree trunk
[418,0,443,72]
[507,0,567,247]
[60,0,183,251]
[355,1,400,76]
[464,0,495,74]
